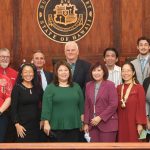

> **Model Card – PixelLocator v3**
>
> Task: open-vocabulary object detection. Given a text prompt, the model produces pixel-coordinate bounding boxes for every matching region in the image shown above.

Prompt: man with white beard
[0,48,17,86]
[0,48,17,142]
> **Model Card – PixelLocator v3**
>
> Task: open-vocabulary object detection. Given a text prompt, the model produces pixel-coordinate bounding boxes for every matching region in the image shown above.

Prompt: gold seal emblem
[37,0,94,43]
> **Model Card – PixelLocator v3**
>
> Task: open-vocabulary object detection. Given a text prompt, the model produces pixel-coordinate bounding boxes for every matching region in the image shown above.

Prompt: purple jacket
[84,80,118,132]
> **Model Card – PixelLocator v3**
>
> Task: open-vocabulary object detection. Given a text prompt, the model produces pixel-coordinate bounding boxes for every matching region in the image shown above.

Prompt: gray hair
[65,41,79,51]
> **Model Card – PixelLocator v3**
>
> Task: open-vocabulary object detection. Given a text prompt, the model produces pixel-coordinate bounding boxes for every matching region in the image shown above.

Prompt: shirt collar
[106,64,120,72]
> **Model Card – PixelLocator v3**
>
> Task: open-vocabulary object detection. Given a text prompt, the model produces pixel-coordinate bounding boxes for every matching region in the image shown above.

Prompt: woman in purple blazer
[84,62,118,142]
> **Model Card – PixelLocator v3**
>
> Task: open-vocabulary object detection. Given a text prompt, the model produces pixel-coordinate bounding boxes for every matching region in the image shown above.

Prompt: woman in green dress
[41,60,84,142]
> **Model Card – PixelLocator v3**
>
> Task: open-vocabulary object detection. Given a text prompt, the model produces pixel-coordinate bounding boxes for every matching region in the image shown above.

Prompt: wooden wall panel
[0,0,149,70]
[0,0,13,60]
[143,0,150,37]
[121,0,143,56]
[19,0,114,71]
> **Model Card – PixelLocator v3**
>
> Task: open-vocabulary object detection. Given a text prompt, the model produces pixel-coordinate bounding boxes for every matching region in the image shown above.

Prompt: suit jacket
[131,54,150,84]
[43,70,53,84]
[84,80,118,132]
[73,59,91,90]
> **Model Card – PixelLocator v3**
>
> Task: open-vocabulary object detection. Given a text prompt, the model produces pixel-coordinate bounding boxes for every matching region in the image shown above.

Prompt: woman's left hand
[91,116,101,126]
[137,124,143,135]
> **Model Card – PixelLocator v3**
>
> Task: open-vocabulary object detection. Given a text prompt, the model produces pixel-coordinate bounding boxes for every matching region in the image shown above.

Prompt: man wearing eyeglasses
[0,48,17,86]
[0,48,17,142]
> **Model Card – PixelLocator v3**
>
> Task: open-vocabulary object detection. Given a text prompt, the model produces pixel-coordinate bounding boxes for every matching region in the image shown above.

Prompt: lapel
[89,80,106,105]
[43,71,48,84]
[95,80,106,104]
[144,56,150,73]
[88,81,95,105]
[73,59,80,81]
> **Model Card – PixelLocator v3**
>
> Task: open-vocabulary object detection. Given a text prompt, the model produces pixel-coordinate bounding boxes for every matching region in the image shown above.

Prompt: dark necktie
[37,70,42,85]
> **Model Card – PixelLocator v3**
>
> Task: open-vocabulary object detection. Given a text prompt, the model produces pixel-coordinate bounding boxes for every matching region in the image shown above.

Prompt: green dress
[41,82,84,130]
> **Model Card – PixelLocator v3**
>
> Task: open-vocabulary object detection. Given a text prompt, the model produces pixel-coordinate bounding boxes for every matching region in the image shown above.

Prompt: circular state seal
[37,0,94,43]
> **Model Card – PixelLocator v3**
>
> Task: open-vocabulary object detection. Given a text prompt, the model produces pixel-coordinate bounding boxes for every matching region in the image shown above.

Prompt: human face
[92,66,104,82]
[21,66,34,82]
[137,40,150,55]
[57,65,70,83]
[64,43,79,62]
[121,64,135,83]
[32,52,45,69]
[104,50,118,67]
[0,50,10,68]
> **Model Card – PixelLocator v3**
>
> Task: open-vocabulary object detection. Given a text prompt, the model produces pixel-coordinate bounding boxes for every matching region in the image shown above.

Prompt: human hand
[84,124,89,133]
[15,123,26,138]
[137,124,143,135]
[43,121,51,136]
[91,116,101,126]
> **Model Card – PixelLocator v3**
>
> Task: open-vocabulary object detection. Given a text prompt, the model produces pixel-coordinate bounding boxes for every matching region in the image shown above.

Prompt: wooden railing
[0,143,150,150]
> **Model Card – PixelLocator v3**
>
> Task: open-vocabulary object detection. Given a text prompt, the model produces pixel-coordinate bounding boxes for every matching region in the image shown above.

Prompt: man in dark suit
[64,41,91,142]
[32,50,53,142]
[32,51,53,90]
[64,41,91,90]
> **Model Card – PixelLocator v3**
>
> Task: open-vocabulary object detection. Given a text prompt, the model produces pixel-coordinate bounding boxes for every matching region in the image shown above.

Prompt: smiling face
[0,50,10,68]
[64,41,79,63]
[121,64,135,83]
[92,66,104,82]
[57,65,70,83]
[32,52,45,70]
[21,66,34,83]
[137,40,150,56]
[104,50,118,68]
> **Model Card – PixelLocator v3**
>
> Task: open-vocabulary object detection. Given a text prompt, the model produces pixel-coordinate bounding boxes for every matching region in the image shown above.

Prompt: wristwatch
[0,111,2,116]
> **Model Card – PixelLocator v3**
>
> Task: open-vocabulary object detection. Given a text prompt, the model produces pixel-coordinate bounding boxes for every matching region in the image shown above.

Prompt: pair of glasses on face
[0,56,10,59]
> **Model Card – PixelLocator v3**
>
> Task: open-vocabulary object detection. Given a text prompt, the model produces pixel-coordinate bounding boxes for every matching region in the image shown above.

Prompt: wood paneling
[143,0,150,37]
[0,0,13,60]
[0,0,149,70]
[121,0,143,55]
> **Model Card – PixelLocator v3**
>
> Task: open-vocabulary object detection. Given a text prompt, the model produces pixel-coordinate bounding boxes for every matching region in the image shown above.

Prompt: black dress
[11,83,43,142]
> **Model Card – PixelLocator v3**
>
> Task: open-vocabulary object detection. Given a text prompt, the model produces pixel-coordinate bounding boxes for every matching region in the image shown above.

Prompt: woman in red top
[117,62,146,142]
[0,74,12,142]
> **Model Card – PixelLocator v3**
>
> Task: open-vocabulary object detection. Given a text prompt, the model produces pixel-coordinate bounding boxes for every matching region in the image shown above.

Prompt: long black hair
[16,63,39,87]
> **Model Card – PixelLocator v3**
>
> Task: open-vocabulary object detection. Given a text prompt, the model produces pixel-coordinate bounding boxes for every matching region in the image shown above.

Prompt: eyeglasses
[0,56,10,59]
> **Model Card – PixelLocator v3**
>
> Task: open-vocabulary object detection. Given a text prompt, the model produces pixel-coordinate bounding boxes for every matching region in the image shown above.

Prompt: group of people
[0,36,150,143]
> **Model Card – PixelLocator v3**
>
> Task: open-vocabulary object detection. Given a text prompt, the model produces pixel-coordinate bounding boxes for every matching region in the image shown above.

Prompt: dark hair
[103,48,119,58]
[121,62,139,84]
[16,63,39,87]
[90,61,108,81]
[137,36,150,45]
[53,60,73,86]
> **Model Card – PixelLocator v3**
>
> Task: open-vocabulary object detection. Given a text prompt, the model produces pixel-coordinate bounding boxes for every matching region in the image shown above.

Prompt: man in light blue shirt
[131,36,150,84]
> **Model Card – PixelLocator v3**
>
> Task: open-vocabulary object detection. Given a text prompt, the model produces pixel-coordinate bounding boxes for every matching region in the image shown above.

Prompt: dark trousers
[146,133,150,142]
[51,128,80,142]
[0,114,8,142]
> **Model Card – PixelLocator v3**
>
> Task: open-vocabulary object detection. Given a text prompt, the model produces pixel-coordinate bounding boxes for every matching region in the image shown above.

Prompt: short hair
[103,48,119,58]
[90,61,108,81]
[32,50,45,58]
[137,36,150,45]
[16,63,39,87]
[121,62,139,84]
[0,48,10,54]
[64,41,79,51]
[53,60,73,86]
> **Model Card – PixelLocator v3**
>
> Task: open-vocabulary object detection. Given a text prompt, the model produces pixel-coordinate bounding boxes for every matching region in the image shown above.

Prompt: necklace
[120,82,134,108]
[29,89,32,94]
